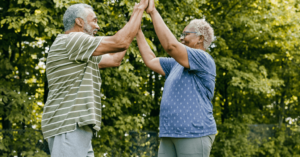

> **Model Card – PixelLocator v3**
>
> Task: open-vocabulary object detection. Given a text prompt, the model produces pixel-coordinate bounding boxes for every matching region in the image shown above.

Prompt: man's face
[83,9,100,36]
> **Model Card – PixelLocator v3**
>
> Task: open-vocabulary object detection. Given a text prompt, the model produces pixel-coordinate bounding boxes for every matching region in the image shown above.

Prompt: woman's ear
[75,18,84,28]
[198,35,204,43]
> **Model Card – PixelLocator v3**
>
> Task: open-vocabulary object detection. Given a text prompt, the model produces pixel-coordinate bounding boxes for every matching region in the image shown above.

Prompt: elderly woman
[136,1,217,156]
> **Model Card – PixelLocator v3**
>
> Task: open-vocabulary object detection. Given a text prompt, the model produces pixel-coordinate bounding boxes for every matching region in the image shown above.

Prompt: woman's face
[180,25,200,48]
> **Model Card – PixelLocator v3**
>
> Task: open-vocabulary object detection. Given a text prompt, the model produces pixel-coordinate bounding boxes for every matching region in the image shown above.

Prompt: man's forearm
[108,8,142,63]
[98,50,127,68]
[136,30,156,65]
[111,50,127,65]
[114,7,145,48]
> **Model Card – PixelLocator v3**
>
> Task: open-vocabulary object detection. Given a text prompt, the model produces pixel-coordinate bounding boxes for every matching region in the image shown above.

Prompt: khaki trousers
[158,135,215,157]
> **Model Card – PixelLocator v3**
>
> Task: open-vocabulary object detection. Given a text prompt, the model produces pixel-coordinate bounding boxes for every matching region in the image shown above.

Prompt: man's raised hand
[146,0,155,14]
[138,0,149,10]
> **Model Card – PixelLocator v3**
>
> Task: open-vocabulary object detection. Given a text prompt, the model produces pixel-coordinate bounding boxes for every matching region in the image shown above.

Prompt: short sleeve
[186,46,216,75]
[65,32,103,63]
[91,55,103,64]
[159,57,177,78]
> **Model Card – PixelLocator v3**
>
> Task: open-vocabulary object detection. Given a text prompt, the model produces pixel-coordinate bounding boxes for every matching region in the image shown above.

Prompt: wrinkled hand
[146,0,155,14]
[138,0,149,10]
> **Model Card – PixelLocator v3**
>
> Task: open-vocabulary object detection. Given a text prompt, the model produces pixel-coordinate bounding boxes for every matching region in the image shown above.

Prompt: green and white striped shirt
[42,32,103,139]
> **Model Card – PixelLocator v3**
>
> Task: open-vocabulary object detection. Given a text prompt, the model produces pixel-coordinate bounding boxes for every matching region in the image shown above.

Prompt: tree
[201,0,300,156]
[0,0,299,156]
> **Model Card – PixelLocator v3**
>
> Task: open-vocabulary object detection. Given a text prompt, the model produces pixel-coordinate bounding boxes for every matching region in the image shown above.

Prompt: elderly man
[135,0,217,156]
[42,1,148,156]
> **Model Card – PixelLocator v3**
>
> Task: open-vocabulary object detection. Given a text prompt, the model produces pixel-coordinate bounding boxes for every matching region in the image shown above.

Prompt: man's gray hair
[63,4,94,31]
[189,19,214,50]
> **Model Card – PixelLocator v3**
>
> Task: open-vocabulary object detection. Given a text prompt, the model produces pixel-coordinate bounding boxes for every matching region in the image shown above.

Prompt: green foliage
[254,125,300,157]
[211,115,259,157]
[0,130,48,157]
[0,0,299,156]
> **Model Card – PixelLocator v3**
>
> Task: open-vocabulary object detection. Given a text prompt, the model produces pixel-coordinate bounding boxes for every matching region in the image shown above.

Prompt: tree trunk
[221,77,229,123]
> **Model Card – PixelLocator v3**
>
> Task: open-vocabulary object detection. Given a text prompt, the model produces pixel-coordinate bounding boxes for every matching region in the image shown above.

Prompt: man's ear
[75,18,84,28]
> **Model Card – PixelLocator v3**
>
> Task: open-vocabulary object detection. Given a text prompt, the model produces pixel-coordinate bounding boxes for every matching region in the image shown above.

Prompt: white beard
[84,23,93,35]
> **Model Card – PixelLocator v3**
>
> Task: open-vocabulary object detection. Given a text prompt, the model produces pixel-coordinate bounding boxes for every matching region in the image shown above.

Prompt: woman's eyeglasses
[180,31,198,38]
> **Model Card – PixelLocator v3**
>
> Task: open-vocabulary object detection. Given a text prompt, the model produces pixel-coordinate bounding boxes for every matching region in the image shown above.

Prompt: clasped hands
[133,0,155,15]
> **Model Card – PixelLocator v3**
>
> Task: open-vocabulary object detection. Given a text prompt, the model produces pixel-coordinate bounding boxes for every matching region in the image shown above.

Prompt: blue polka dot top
[159,46,217,138]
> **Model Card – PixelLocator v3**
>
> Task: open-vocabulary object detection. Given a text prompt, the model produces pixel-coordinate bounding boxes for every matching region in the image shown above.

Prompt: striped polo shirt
[42,32,103,139]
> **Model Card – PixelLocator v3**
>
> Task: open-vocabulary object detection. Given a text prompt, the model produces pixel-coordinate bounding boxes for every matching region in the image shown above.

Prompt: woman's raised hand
[146,0,155,14]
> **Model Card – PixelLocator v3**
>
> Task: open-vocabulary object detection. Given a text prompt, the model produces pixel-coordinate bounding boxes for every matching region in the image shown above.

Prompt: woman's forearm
[149,9,179,52]
[136,30,156,66]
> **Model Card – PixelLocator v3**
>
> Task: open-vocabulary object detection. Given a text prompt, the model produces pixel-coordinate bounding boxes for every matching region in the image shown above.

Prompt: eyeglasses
[180,31,198,38]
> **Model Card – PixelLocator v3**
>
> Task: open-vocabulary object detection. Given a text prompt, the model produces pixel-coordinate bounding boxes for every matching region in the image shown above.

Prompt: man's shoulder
[55,32,87,41]
[68,31,85,36]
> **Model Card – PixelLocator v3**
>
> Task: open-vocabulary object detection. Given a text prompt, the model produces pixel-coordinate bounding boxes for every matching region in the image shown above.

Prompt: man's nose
[96,24,100,30]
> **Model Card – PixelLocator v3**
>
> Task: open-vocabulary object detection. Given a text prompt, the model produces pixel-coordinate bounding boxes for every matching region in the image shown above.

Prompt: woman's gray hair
[63,4,94,31]
[188,19,214,50]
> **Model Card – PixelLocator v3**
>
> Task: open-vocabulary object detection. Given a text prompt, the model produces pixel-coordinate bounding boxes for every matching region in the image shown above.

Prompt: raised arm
[92,0,148,56]
[136,28,165,75]
[146,0,189,68]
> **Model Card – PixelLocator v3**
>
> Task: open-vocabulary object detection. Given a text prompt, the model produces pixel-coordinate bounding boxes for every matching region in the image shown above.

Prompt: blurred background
[0,0,299,156]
